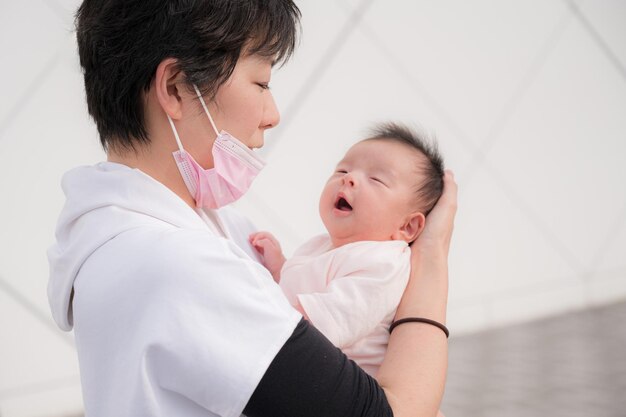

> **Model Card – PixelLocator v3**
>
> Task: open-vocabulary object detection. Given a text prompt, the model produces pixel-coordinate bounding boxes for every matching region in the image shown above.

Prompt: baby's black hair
[365,122,444,214]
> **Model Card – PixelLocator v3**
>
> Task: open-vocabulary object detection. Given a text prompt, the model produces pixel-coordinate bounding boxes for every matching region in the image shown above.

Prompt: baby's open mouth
[335,197,353,211]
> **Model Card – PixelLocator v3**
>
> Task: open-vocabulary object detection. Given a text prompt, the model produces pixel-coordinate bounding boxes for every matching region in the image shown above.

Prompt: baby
[250,122,444,377]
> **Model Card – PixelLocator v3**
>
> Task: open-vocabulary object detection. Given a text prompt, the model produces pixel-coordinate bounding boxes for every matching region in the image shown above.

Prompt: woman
[47,1,457,416]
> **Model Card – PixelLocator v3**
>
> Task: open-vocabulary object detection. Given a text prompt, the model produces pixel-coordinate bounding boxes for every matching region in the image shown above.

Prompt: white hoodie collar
[47,162,209,331]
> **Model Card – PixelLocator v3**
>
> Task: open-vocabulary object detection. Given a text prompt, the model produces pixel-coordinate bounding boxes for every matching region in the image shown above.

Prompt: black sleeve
[243,318,394,417]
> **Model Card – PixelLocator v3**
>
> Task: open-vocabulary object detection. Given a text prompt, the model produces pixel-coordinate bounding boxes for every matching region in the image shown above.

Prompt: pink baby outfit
[279,234,410,377]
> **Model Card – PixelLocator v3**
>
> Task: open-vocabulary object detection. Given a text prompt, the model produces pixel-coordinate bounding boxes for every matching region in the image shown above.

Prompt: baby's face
[319,139,422,247]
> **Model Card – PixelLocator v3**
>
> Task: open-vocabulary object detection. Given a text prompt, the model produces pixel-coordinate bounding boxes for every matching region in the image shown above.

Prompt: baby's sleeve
[296,244,410,349]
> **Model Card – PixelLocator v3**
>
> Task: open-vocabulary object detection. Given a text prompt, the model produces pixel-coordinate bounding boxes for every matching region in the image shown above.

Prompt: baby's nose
[342,172,356,186]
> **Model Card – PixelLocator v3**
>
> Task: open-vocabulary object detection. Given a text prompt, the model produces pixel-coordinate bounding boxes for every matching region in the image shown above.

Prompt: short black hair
[365,122,444,214]
[75,0,301,152]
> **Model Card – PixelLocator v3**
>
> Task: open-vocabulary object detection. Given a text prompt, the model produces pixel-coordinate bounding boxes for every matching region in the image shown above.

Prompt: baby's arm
[249,231,286,283]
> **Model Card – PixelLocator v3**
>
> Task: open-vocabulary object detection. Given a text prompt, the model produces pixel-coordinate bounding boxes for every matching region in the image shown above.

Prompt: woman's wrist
[396,252,448,322]
[395,283,448,323]
[389,317,449,338]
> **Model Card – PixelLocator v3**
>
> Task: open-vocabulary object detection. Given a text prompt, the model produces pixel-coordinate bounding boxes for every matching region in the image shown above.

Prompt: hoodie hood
[48,162,208,331]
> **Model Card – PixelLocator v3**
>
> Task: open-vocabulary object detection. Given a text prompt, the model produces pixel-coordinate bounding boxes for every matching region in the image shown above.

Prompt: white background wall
[0,0,624,415]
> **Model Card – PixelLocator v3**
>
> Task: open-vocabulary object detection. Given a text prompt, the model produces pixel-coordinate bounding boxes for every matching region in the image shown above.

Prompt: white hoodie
[47,162,300,417]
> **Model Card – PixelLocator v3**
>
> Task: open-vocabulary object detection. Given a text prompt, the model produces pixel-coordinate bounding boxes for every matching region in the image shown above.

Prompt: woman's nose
[261,92,280,129]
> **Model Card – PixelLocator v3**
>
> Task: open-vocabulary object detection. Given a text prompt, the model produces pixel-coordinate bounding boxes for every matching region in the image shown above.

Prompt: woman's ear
[393,212,426,243]
[154,58,185,120]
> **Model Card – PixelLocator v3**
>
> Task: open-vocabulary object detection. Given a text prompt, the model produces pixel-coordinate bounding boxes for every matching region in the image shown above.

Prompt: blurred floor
[442,300,626,417]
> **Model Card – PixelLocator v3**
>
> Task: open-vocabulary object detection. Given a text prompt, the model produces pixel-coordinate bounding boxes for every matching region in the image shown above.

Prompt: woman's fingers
[432,170,458,244]
[412,170,458,257]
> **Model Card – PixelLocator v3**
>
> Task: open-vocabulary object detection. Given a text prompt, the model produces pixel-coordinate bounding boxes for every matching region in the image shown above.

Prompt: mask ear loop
[167,114,185,152]
[193,84,220,138]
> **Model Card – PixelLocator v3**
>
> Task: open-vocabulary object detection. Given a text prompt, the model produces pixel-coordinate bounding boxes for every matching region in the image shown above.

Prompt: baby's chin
[328,232,398,249]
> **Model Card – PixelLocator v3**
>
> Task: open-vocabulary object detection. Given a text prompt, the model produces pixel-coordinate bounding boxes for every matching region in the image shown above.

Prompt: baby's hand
[249,231,286,283]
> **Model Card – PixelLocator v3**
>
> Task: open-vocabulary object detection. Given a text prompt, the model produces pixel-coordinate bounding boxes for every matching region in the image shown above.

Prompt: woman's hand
[398,169,457,321]
[412,170,458,260]
[377,170,457,417]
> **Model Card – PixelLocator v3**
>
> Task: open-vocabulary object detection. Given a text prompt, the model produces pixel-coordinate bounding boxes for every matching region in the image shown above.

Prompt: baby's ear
[393,212,426,243]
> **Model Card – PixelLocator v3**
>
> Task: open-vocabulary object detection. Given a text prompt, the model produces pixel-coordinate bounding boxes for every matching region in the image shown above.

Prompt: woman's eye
[256,82,270,90]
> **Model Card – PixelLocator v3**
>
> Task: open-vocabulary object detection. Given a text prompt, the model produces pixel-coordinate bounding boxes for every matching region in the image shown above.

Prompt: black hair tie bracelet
[389,317,449,338]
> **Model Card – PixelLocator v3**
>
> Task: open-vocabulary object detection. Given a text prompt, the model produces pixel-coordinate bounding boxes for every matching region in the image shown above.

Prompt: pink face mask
[167,85,266,209]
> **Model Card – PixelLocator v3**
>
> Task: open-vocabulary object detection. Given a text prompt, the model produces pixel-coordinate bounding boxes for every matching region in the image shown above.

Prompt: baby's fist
[249,231,286,282]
